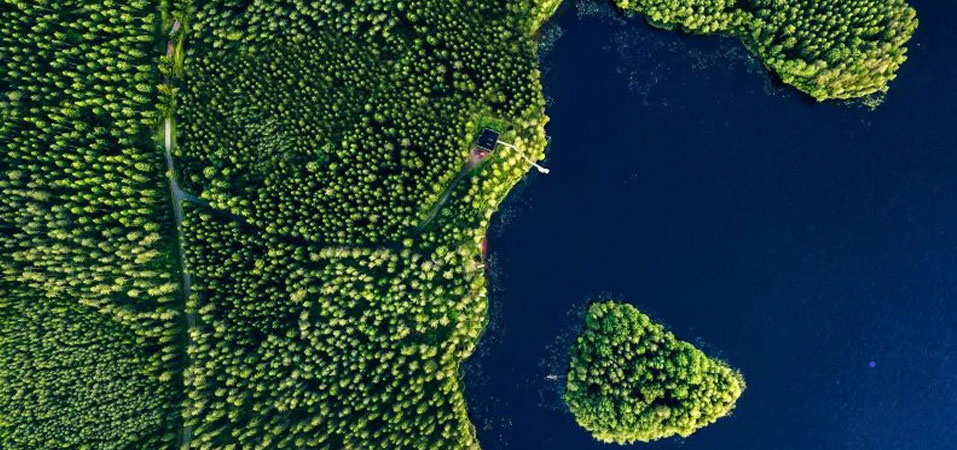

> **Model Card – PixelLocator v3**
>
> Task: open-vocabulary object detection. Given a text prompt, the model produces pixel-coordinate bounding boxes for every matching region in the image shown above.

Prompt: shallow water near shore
[464,1,957,448]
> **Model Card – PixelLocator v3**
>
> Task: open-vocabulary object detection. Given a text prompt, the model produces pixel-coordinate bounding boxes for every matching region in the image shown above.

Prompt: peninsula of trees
[565,302,745,444]
[615,0,918,100]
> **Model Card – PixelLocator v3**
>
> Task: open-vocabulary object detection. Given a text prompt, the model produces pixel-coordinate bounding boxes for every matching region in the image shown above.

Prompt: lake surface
[464,1,957,449]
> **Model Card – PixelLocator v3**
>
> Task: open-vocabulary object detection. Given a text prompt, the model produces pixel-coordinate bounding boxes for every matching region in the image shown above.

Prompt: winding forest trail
[160,20,195,450]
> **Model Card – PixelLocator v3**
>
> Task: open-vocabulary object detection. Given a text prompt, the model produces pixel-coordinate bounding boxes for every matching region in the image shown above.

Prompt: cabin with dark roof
[476,128,500,151]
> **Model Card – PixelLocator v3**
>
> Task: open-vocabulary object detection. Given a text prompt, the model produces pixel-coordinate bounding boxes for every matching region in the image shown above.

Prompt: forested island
[615,0,918,100]
[565,302,745,443]
[0,0,915,448]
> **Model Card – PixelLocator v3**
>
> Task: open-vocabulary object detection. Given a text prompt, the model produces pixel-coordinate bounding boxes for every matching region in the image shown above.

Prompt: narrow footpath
[160,20,195,450]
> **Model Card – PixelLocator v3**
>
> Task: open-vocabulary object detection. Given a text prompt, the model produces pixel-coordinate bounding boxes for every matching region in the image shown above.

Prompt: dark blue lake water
[465,1,957,449]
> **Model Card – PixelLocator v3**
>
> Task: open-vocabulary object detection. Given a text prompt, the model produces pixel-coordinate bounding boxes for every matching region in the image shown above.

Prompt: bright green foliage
[565,302,745,444]
[616,0,918,100]
[172,0,553,448]
[2,0,556,447]
[0,1,183,447]
[177,0,549,245]
[529,0,565,34]
[618,0,743,32]
[0,284,175,449]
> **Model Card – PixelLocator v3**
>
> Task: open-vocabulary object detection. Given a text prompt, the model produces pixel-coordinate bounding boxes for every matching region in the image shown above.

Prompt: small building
[476,128,500,152]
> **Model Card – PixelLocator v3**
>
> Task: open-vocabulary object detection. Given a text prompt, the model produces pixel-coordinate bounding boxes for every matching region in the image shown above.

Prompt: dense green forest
[565,302,745,444]
[616,0,918,100]
[1,0,555,448]
[175,0,553,447]
[0,0,183,447]
[0,284,175,448]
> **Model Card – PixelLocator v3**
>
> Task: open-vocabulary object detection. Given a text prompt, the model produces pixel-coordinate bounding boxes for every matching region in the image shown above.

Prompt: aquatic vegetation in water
[615,0,918,100]
[565,301,745,443]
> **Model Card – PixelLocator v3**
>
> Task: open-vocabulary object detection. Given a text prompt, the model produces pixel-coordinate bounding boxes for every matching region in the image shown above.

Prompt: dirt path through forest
[160,20,195,450]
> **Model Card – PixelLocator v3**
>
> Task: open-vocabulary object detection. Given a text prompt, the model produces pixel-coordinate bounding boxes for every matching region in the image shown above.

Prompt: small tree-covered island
[565,302,745,444]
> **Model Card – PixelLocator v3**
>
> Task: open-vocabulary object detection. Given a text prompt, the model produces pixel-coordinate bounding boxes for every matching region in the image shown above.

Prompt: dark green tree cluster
[565,302,745,444]
[181,208,487,449]
[0,0,181,311]
[616,0,918,100]
[1,1,184,447]
[0,284,175,449]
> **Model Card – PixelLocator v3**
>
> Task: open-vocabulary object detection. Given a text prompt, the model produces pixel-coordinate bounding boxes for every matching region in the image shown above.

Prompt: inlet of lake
[464,1,957,449]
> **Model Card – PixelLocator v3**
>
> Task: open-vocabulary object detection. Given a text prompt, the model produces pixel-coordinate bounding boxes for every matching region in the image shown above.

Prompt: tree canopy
[1,1,185,446]
[565,301,745,443]
[172,0,555,447]
[2,0,559,448]
[616,0,918,100]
